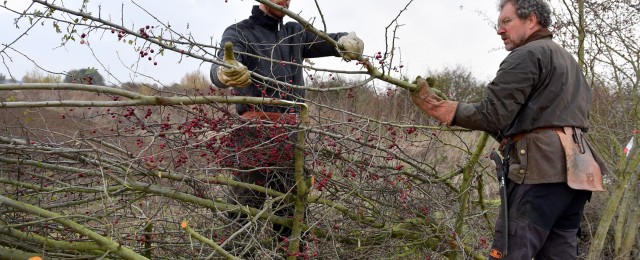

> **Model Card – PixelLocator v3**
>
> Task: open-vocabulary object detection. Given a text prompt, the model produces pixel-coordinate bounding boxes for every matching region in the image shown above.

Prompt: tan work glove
[217,42,251,87]
[338,32,364,61]
[410,77,459,125]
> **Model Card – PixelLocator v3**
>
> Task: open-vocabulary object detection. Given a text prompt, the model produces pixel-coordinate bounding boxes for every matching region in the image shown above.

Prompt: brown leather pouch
[555,127,605,191]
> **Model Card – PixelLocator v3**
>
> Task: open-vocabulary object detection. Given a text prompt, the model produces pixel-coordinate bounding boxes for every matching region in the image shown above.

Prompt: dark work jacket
[453,36,609,184]
[210,5,346,114]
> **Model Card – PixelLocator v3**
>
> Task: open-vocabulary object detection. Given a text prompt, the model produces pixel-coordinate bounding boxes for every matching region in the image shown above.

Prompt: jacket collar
[249,5,283,31]
[523,27,553,46]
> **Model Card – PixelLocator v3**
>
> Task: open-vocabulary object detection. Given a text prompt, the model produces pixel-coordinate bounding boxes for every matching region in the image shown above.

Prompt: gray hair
[499,0,552,28]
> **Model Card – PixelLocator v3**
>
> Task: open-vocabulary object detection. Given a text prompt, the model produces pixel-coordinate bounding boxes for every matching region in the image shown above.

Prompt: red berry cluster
[385,87,395,97]
[404,127,417,135]
[479,237,489,249]
[109,25,160,65]
[83,76,94,84]
[373,51,387,66]
[374,51,383,60]
[138,25,153,39]
[69,75,94,85]
[315,169,332,191]
[113,28,127,41]
[228,122,296,168]
[136,26,159,65]
[346,89,354,98]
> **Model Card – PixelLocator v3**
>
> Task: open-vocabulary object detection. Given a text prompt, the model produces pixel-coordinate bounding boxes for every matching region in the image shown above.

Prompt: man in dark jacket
[210,0,363,244]
[409,0,606,259]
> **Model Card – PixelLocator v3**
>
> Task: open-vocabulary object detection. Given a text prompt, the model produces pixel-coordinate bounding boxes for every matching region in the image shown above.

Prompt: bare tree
[4,0,637,259]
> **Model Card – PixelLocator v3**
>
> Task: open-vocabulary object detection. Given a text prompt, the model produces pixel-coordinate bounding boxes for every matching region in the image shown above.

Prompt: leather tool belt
[502,126,605,192]
[555,127,605,191]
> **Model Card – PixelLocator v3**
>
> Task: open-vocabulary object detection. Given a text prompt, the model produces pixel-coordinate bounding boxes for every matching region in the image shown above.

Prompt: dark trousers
[228,167,297,237]
[227,121,299,238]
[489,182,591,259]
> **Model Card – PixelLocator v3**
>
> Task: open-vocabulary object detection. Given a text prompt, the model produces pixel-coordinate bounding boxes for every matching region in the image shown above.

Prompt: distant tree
[121,81,158,95]
[425,66,486,103]
[1,73,17,83]
[64,68,105,85]
[178,70,211,90]
[21,68,62,83]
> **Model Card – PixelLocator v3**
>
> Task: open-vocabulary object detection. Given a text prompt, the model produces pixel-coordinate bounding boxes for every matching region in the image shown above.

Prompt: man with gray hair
[408,0,607,258]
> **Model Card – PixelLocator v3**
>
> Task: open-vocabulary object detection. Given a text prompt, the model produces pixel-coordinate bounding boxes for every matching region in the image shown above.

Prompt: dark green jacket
[453,36,607,184]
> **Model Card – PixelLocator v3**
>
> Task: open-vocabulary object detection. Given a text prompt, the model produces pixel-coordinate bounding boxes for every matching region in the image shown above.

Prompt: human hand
[410,77,458,125]
[410,77,442,104]
[217,42,251,87]
[338,32,364,61]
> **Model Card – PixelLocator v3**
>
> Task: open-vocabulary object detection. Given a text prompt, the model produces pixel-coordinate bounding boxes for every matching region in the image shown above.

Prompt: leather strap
[509,127,565,143]
[241,111,298,124]
[500,127,565,152]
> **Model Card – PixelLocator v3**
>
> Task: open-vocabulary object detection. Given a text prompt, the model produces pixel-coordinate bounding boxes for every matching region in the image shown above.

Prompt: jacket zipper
[276,20,286,73]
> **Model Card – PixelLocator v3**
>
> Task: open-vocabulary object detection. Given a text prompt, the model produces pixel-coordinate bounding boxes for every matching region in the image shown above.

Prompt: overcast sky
[0,0,505,86]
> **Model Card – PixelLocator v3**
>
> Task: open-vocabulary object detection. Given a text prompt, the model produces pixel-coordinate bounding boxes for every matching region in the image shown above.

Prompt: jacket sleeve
[210,27,248,89]
[300,28,347,58]
[453,48,540,133]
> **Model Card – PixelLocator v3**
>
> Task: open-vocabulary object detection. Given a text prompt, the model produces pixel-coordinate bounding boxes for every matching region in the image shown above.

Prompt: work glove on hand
[338,32,364,61]
[217,42,251,87]
[410,77,459,126]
